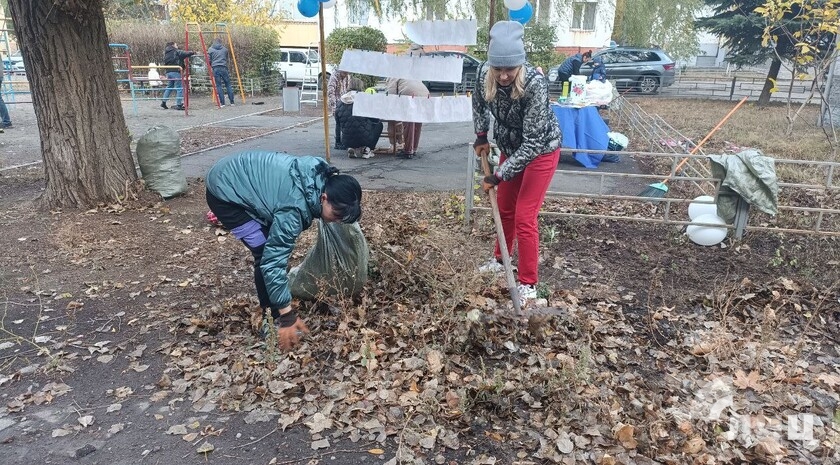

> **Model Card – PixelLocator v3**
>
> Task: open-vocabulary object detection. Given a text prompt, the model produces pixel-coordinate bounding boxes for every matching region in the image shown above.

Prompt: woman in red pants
[472,21,562,303]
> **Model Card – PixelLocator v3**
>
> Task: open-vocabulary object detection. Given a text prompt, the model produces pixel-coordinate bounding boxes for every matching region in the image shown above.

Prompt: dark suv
[421,51,481,93]
[548,47,676,94]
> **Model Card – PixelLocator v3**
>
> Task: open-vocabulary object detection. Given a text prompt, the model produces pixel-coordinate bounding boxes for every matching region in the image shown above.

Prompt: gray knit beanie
[487,21,526,67]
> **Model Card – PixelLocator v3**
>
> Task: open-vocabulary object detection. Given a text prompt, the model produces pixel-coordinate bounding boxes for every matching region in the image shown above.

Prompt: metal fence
[463,96,839,238]
[659,75,817,102]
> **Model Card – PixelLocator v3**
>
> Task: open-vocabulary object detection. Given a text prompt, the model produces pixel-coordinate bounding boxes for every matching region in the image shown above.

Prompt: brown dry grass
[626,98,836,163]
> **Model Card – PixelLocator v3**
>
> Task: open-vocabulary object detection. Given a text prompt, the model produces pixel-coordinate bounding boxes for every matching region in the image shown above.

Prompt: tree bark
[6,0,137,209]
[758,56,782,107]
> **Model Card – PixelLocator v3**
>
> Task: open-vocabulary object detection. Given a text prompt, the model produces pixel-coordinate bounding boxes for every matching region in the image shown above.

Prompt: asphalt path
[1,93,646,196]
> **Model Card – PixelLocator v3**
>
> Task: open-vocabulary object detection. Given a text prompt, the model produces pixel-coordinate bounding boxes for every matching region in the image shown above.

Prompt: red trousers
[494,148,561,285]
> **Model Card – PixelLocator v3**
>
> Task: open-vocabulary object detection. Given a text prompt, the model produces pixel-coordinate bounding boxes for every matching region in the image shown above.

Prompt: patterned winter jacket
[472,63,561,181]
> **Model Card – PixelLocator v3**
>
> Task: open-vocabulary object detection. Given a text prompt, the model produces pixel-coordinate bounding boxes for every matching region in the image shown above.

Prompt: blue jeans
[213,67,234,105]
[0,76,11,126]
[162,71,183,105]
[0,94,10,127]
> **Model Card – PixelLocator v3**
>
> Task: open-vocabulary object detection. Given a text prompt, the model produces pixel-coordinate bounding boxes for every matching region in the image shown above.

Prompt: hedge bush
[106,21,279,77]
[325,26,387,88]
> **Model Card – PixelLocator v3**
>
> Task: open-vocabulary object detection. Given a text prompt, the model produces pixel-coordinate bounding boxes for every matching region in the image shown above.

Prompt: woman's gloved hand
[473,134,490,158]
[482,173,501,192]
[275,307,310,350]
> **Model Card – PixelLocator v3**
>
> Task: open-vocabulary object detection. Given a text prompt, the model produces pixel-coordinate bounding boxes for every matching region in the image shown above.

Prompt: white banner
[352,93,473,123]
[338,50,463,82]
[404,19,478,46]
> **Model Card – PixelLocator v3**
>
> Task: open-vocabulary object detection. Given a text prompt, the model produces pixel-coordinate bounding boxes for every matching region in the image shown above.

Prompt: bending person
[385,43,429,159]
[555,50,592,84]
[205,151,362,349]
[472,21,562,304]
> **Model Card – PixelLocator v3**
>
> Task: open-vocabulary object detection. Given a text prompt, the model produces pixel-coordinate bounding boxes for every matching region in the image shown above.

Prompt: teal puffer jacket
[206,151,329,308]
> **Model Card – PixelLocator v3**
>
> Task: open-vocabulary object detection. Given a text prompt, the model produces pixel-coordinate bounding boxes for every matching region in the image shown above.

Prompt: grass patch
[623,98,835,163]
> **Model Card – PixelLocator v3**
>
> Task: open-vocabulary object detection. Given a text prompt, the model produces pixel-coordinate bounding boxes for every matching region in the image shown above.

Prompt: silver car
[549,47,676,94]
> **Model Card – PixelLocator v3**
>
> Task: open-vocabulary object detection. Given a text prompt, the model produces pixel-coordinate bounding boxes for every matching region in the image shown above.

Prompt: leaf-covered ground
[0,181,837,464]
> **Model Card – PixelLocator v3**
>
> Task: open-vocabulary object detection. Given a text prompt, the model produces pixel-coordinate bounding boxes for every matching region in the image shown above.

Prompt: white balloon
[504,0,528,10]
[688,195,717,220]
[323,0,335,8]
[686,213,728,246]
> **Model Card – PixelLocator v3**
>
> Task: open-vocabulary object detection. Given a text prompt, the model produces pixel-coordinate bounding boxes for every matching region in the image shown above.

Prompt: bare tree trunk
[758,57,782,107]
[7,0,137,209]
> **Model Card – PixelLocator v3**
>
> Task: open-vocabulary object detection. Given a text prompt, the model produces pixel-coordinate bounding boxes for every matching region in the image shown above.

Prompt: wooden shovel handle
[663,96,748,183]
[479,150,522,314]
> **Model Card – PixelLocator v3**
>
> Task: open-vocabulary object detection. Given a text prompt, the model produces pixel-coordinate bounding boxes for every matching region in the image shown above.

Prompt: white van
[272,48,335,87]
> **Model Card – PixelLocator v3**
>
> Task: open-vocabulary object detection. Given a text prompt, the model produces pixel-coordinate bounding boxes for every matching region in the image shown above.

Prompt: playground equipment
[1,17,31,105]
[184,22,246,109]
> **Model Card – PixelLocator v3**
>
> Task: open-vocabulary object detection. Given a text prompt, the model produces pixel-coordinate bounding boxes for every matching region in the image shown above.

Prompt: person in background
[161,41,196,111]
[0,72,12,130]
[555,50,592,84]
[147,63,163,98]
[207,38,235,107]
[589,56,607,82]
[205,151,362,350]
[327,69,352,150]
[335,78,382,159]
[385,43,430,159]
[472,21,562,304]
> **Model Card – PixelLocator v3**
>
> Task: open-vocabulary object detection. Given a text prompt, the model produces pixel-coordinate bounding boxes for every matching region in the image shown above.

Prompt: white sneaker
[361,147,374,159]
[229,103,234,106]
[517,284,537,306]
[478,258,504,274]
[348,148,359,158]
[220,104,225,108]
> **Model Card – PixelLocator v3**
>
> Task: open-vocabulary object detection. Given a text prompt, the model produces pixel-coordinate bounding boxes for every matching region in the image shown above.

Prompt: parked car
[3,50,25,74]
[548,47,676,94]
[422,51,481,93]
[271,48,335,88]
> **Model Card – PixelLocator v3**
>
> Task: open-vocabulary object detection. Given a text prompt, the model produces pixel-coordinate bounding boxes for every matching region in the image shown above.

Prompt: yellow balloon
[364,87,377,94]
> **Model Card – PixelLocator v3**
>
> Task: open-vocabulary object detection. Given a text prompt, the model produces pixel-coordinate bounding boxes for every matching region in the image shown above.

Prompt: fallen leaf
[683,436,705,454]
[556,431,574,454]
[182,432,199,442]
[97,355,114,363]
[108,423,125,434]
[613,423,637,449]
[426,350,444,374]
[368,448,385,455]
[304,412,332,434]
[817,373,840,388]
[52,428,72,438]
[196,441,214,454]
[106,403,122,413]
[78,415,95,428]
[733,370,765,391]
[311,438,330,450]
[167,424,189,435]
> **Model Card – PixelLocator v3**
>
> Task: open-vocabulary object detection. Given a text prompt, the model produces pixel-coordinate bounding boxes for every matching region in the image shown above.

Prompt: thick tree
[6,0,136,208]
[696,0,796,106]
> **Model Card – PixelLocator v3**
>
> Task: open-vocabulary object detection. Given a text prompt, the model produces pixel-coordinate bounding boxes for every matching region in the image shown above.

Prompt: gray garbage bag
[136,125,186,198]
[288,221,369,301]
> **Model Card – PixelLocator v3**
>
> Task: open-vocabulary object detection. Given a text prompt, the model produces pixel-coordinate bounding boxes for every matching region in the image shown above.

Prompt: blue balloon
[508,2,533,25]
[298,0,320,17]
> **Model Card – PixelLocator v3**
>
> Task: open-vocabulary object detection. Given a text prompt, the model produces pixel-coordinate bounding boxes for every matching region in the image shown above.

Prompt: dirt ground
[0,172,837,464]
[0,92,838,464]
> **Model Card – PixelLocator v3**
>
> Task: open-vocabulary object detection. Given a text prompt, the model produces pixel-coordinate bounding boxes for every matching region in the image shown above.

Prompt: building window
[571,2,597,31]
